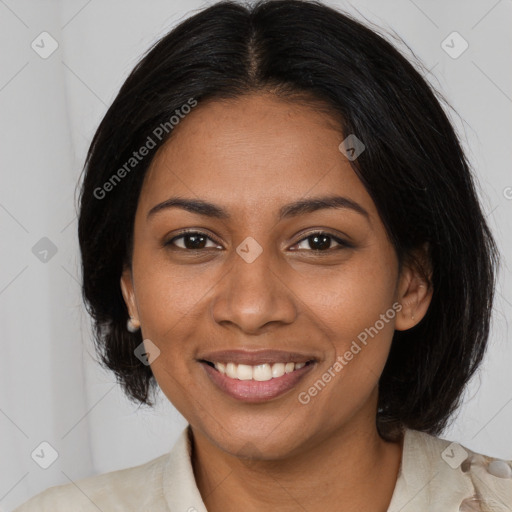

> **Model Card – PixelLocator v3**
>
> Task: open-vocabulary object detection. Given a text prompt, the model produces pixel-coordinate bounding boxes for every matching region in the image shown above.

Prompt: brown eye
[166,231,222,250]
[292,232,351,252]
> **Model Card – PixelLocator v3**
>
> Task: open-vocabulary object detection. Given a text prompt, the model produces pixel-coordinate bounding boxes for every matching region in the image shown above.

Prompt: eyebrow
[147,195,370,221]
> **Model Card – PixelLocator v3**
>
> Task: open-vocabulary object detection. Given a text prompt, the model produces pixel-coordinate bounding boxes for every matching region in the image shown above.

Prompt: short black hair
[78,0,498,441]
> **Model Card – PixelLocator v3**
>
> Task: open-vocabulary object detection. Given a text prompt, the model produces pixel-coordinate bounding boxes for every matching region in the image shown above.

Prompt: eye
[164,230,351,252]
[165,231,223,250]
[291,231,351,252]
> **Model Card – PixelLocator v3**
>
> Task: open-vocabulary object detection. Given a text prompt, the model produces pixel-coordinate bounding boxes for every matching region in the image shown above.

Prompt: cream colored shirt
[13,426,512,511]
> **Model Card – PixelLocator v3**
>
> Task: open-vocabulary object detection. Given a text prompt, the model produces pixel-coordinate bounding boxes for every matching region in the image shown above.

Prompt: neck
[190,414,404,512]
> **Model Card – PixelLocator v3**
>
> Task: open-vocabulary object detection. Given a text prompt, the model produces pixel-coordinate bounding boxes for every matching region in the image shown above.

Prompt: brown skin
[120,92,433,512]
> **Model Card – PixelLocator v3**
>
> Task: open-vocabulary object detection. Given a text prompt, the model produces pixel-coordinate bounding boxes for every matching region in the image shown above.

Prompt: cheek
[297,246,398,405]
[301,247,398,346]
[296,299,396,432]
[132,254,216,339]
[136,266,208,417]
[128,265,203,407]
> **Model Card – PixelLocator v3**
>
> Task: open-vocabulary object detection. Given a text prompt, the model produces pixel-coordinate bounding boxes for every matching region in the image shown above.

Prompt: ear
[120,266,139,323]
[395,244,433,331]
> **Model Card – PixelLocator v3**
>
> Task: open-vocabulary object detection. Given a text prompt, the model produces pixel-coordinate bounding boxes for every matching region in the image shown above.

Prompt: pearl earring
[127,318,140,333]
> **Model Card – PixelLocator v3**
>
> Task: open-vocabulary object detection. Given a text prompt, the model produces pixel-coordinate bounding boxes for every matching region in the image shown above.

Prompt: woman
[15,0,511,510]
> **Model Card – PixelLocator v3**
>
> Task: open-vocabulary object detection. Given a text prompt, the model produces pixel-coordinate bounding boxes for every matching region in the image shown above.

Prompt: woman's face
[121,92,428,458]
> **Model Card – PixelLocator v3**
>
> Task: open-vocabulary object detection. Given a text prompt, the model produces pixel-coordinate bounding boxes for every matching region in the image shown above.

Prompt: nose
[210,239,298,334]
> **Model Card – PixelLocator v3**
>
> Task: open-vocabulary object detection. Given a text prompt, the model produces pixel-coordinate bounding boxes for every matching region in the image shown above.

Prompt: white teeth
[226,362,237,379]
[237,364,253,380]
[253,364,272,381]
[272,363,285,378]
[212,361,309,380]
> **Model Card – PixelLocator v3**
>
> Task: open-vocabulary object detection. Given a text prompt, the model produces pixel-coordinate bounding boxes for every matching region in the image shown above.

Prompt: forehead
[139,93,377,220]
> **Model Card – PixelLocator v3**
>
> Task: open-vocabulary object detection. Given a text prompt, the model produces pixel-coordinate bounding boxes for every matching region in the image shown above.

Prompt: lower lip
[200,362,315,403]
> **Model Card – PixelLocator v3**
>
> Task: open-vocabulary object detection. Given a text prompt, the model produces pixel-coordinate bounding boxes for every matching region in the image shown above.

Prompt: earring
[127,317,140,333]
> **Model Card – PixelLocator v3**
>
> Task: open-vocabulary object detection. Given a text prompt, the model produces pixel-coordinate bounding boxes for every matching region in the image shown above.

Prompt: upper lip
[197,349,317,365]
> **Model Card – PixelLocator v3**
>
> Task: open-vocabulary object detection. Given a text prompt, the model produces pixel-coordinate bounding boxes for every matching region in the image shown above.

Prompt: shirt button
[486,460,512,479]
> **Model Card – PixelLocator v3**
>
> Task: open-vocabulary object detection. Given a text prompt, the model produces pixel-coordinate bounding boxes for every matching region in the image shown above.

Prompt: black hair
[77,0,498,441]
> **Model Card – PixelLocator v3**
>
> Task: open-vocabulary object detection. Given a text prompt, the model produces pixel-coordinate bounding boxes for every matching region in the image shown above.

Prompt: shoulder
[12,451,170,512]
[395,429,512,511]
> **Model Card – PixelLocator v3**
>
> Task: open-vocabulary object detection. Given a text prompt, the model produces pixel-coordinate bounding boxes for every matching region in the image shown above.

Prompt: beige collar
[162,426,510,511]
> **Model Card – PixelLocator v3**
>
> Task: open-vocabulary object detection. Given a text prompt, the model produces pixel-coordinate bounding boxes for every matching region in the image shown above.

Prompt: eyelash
[164,230,352,253]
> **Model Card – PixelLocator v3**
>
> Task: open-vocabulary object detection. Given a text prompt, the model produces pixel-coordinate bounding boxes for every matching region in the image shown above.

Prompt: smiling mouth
[201,360,315,381]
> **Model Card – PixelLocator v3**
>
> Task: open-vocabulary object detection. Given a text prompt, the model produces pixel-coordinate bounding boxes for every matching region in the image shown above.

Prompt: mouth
[201,360,313,380]
[197,349,317,403]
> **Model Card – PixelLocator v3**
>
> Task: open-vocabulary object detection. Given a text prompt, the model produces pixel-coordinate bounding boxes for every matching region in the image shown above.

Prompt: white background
[0,0,511,510]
